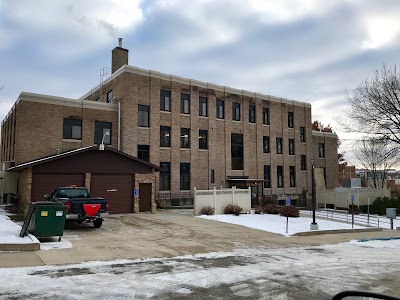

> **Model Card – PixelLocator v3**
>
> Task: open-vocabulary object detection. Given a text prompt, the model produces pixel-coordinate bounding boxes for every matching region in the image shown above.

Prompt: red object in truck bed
[83,204,101,217]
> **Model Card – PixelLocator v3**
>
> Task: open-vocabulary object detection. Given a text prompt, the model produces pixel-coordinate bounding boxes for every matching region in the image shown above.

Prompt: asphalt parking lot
[1,209,400,268]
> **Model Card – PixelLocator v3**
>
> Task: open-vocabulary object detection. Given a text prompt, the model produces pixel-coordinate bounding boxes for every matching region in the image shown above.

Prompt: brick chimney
[111,38,129,73]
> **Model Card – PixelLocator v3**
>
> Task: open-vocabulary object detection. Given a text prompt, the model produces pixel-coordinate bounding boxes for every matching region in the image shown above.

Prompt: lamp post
[310,159,319,230]
[99,131,110,150]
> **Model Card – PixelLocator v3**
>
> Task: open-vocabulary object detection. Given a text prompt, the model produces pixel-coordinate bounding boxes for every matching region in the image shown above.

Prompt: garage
[31,173,85,202]
[8,145,162,214]
[91,174,133,214]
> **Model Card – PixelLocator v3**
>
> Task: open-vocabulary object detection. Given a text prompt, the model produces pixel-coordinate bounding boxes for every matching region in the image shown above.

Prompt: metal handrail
[305,209,392,228]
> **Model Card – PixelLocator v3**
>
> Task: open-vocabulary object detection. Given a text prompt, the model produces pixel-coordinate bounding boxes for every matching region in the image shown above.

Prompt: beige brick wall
[17,167,32,214]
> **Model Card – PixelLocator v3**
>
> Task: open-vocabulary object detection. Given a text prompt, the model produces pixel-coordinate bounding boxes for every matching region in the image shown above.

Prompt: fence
[316,188,391,209]
[193,187,251,216]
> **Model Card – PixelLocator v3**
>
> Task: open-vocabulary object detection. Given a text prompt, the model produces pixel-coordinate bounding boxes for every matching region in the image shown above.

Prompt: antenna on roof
[99,67,110,102]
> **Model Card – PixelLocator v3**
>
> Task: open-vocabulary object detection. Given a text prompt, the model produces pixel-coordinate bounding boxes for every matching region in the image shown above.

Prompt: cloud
[0,0,144,59]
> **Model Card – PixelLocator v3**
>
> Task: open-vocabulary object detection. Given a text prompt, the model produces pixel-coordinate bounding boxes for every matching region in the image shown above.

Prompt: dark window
[277,166,284,188]
[301,155,307,170]
[94,121,111,144]
[276,138,283,154]
[63,118,82,140]
[249,104,256,123]
[138,105,150,127]
[263,136,270,153]
[216,99,224,119]
[160,90,171,111]
[107,90,113,103]
[231,133,244,170]
[289,166,296,187]
[199,129,208,149]
[180,163,190,190]
[159,162,171,190]
[288,112,294,128]
[211,169,215,184]
[264,165,271,188]
[289,139,295,155]
[180,128,190,148]
[300,127,305,142]
[263,107,270,125]
[181,93,190,114]
[199,96,208,117]
[160,126,171,147]
[319,143,325,158]
[138,145,149,162]
[232,102,240,121]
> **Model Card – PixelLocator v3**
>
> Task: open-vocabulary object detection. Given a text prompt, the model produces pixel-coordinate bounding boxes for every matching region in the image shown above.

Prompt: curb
[0,234,40,251]
[292,227,383,237]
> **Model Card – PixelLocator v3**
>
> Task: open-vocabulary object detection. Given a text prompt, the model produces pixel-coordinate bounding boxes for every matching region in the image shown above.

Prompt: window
[180,128,190,148]
[231,133,244,170]
[301,155,307,170]
[180,163,190,190]
[289,166,296,187]
[264,165,271,188]
[199,96,208,117]
[160,90,171,111]
[276,138,283,154]
[94,121,111,144]
[249,104,256,123]
[277,166,284,188]
[160,126,171,147]
[300,127,305,142]
[138,105,150,127]
[106,90,113,103]
[288,112,294,128]
[216,99,224,119]
[232,102,240,121]
[263,107,270,125]
[263,136,270,153]
[159,162,171,190]
[289,139,295,155]
[211,169,215,184]
[319,143,325,158]
[181,93,190,114]
[63,118,82,140]
[199,130,208,149]
[138,145,149,162]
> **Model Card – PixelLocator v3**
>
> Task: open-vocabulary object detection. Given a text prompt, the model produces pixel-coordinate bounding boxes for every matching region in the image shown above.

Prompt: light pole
[99,131,110,150]
[310,159,319,230]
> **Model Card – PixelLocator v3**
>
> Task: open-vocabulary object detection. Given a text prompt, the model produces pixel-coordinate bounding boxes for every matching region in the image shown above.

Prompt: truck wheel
[93,219,103,228]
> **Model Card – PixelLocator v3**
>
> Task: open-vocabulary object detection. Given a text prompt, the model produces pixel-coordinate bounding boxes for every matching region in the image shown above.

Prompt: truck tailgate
[69,198,107,214]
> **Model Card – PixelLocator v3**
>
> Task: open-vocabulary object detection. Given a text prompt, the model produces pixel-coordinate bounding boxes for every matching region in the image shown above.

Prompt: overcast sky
[1,0,400,164]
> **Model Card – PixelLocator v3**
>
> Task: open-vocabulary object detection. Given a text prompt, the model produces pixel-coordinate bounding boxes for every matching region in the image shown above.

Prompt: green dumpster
[26,201,67,241]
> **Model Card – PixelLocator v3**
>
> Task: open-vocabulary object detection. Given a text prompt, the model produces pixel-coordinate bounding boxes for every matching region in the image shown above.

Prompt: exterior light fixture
[99,132,110,151]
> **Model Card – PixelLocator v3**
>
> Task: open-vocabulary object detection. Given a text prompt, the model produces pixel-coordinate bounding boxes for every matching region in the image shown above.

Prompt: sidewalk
[1,209,400,268]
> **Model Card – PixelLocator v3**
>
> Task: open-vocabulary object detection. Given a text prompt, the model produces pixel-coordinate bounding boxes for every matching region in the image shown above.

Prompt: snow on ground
[0,205,71,248]
[0,209,38,244]
[198,213,365,236]
[1,239,400,299]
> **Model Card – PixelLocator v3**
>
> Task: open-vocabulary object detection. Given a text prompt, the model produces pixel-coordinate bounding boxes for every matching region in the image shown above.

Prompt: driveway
[1,210,399,267]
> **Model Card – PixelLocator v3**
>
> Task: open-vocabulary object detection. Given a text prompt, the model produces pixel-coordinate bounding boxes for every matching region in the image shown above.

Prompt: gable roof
[8,145,163,172]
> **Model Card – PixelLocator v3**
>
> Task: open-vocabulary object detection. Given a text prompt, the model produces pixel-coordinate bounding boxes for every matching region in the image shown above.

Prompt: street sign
[286,195,291,206]
[134,189,139,197]
[351,194,354,203]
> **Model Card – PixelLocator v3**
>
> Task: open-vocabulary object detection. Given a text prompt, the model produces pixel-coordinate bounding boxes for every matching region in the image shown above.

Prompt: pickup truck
[45,186,108,228]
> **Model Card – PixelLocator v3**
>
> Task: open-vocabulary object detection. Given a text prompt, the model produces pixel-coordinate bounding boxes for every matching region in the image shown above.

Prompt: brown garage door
[90,174,133,214]
[31,173,85,202]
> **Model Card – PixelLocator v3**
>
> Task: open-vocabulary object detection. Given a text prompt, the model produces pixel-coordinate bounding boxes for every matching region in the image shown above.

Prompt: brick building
[0,41,338,211]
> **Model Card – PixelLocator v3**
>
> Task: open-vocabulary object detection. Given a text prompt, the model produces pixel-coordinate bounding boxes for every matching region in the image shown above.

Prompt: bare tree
[342,64,400,144]
[354,138,399,188]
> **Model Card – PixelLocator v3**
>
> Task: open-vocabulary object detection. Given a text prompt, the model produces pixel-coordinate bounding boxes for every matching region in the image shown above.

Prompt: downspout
[118,97,121,151]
